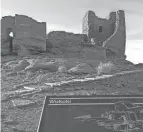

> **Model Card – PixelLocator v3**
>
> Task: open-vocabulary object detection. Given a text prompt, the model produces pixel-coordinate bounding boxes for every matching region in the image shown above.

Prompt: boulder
[57,65,67,73]
[13,59,30,72]
[12,99,35,107]
[64,58,80,70]
[24,61,59,72]
[68,63,95,74]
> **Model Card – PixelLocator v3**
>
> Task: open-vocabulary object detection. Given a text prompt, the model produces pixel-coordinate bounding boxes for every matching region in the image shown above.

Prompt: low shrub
[96,61,116,75]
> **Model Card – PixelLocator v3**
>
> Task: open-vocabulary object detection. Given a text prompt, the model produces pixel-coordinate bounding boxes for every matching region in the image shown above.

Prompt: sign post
[37,95,143,132]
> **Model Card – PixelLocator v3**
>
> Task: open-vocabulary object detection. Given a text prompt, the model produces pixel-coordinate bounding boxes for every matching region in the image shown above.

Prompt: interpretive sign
[37,95,143,132]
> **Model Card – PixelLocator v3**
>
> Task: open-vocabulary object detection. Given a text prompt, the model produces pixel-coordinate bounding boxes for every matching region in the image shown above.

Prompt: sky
[1,0,143,64]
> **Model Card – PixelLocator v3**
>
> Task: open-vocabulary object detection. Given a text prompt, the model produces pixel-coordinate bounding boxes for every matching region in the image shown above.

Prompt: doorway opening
[99,26,103,33]
[6,28,14,53]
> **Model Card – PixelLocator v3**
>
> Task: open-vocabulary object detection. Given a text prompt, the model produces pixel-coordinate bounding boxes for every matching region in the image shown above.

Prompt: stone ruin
[1,14,46,56]
[1,10,126,61]
[47,10,126,60]
[82,10,126,59]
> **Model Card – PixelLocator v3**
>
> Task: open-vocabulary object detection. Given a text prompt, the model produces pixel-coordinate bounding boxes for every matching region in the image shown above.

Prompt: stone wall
[103,10,126,59]
[82,10,126,60]
[1,10,126,60]
[82,11,114,43]
[1,16,15,55]
[46,31,107,60]
[82,45,106,61]
[1,16,15,37]
[47,31,87,58]
[1,14,46,56]
[13,14,46,55]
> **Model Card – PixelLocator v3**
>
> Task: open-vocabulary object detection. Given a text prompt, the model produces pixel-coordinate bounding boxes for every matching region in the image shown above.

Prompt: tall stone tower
[82,10,115,43]
[82,10,126,59]
[103,10,126,59]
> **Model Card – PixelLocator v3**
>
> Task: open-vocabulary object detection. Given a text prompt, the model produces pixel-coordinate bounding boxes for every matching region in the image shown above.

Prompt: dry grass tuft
[96,61,116,75]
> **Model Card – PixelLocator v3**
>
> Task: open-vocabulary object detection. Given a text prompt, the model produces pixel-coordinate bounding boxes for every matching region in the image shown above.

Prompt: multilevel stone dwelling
[1,10,126,61]
[82,10,126,59]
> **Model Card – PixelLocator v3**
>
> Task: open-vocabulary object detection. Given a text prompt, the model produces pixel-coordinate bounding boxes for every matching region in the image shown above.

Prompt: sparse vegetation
[1,56,143,132]
[96,61,116,75]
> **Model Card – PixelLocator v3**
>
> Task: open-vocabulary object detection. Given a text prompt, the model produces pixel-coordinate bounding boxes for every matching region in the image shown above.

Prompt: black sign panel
[37,95,143,132]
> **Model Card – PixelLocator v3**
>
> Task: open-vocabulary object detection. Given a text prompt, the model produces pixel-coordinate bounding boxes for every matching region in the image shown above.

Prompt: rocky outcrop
[103,10,126,59]
[24,61,59,72]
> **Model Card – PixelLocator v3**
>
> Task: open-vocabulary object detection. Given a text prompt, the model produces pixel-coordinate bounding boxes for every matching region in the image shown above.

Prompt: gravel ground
[1,56,143,132]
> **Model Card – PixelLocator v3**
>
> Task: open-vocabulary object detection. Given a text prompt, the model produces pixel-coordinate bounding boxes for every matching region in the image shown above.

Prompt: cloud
[126,40,143,64]
[125,13,143,40]
[1,8,15,17]
[116,0,143,4]
[127,29,143,40]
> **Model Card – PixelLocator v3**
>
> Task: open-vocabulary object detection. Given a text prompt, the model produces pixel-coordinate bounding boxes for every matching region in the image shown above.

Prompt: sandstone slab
[12,99,35,107]
[13,59,30,72]
[25,61,59,72]
[68,63,95,74]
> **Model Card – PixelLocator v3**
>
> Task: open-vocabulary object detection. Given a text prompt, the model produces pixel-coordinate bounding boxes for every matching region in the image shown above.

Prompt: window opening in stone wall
[99,26,102,33]
[8,31,14,53]
[9,32,13,37]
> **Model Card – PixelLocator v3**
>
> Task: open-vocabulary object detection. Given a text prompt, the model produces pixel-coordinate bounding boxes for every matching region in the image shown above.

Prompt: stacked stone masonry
[47,31,106,60]
[82,10,126,60]
[1,14,46,55]
[47,31,87,58]
[82,10,115,43]
[103,10,126,59]
[1,16,15,54]
[1,10,126,60]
